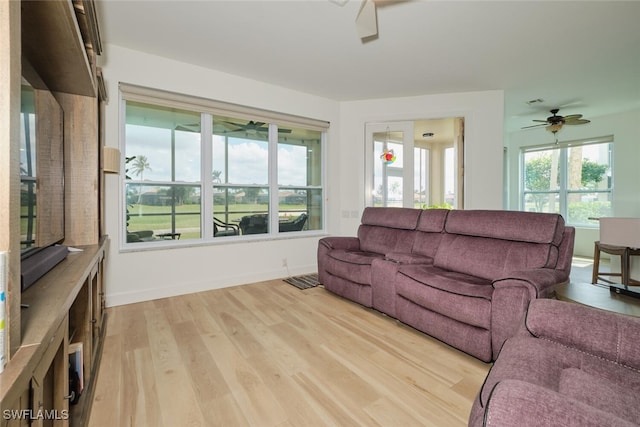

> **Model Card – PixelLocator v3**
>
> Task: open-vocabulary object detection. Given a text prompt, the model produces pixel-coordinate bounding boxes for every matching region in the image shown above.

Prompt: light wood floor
[88,280,490,427]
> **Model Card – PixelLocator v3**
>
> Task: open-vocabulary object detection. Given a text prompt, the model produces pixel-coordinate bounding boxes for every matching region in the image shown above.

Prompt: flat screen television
[19,77,66,284]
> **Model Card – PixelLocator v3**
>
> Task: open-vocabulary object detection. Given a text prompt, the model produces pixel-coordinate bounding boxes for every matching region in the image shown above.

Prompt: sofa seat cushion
[396,265,493,329]
[326,250,385,285]
[479,335,640,424]
[385,252,433,265]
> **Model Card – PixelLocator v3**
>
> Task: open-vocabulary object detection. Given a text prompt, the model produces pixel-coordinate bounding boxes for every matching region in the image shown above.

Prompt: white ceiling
[97,0,640,133]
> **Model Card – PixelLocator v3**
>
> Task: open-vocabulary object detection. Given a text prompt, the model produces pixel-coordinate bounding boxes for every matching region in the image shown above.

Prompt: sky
[125,125,309,186]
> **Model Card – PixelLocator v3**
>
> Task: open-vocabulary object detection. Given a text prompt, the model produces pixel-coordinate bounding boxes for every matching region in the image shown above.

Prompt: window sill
[118,230,329,253]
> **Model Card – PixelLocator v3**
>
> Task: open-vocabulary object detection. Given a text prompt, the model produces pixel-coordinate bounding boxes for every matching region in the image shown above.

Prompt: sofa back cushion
[412,209,449,258]
[434,210,566,280]
[445,210,565,245]
[358,207,421,254]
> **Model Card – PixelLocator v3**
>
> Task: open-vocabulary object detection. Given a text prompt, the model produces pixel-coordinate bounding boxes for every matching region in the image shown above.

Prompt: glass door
[365,121,414,208]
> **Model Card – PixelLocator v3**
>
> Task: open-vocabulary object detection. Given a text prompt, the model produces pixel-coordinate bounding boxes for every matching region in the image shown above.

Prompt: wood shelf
[20,242,105,346]
[0,239,108,415]
[21,0,96,96]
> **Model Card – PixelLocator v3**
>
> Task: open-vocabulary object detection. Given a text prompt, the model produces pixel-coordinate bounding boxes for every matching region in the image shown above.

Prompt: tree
[524,154,555,212]
[581,159,608,188]
[130,155,152,181]
[525,152,608,212]
[129,155,152,212]
[244,187,261,204]
[124,156,137,229]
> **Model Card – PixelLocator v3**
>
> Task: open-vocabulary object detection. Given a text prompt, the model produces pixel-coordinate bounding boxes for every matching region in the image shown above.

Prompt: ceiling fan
[221,120,292,137]
[176,120,292,137]
[522,108,591,138]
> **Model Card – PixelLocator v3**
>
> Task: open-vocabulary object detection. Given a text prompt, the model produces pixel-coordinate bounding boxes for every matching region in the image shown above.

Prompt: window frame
[119,84,328,249]
[520,136,613,227]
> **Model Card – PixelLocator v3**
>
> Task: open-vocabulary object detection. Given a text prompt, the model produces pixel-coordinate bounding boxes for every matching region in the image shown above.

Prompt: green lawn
[127,203,307,240]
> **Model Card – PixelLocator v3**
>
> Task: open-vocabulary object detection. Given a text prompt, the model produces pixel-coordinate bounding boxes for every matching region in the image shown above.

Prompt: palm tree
[130,155,152,212]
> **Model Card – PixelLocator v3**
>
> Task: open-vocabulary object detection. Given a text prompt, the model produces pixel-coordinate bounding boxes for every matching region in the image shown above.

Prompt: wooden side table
[592,241,640,287]
[555,282,640,317]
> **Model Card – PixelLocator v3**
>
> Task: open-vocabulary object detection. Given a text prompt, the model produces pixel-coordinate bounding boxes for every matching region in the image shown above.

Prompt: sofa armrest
[482,379,637,427]
[385,252,433,265]
[526,298,640,369]
[490,269,567,360]
[493,268,568,298]
[318,236,361,251]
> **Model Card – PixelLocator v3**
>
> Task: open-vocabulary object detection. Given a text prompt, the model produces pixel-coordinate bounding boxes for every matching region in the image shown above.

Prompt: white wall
[338,91,505,235]
[100,45,506,307]
[100,45,340,306]
[505,109,640,257]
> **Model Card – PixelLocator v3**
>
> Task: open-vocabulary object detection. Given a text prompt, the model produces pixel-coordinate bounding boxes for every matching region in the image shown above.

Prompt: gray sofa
[317,207,575,362]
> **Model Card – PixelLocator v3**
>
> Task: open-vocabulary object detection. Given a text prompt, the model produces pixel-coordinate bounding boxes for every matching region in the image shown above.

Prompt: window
[521,137,612,226]
[121,85,326,246]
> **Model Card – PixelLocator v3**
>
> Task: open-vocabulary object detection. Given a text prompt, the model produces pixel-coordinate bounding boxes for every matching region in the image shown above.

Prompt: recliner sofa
[469,298,640,426]
[317,207,575,362]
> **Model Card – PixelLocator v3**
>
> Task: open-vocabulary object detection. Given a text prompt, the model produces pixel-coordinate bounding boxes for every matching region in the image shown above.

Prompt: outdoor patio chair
[214,217,239,237]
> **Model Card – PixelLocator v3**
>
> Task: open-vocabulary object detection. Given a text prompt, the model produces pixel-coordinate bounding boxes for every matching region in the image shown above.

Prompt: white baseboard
[105,264,316,307]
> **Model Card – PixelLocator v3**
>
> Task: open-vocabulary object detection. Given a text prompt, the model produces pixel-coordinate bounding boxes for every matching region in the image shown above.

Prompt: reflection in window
[122,92,326,245]
[212,115,271,236]
[20,84,36,249]
[278,127,322,232]
[522,139,612,226]
[125,102,202,242]
[125,184,201,242]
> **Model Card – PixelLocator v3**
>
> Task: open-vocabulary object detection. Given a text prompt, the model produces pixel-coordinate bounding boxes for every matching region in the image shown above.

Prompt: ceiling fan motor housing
[547,109,564,124]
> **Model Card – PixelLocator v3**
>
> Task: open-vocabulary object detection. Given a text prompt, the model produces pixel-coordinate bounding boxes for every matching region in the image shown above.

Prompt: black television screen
[20,79,65,259]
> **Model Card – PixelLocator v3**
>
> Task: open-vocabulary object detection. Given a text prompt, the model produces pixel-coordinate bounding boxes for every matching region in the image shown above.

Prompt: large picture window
[121,85,326,246]
[521,137,612,226]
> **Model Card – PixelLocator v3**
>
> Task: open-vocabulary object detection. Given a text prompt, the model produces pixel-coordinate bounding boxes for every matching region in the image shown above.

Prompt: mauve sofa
[317,207,575,362]
[469,298,640,427]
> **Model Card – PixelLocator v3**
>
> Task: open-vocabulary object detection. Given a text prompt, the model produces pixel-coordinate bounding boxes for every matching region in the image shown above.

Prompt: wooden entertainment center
[1,1,108,425]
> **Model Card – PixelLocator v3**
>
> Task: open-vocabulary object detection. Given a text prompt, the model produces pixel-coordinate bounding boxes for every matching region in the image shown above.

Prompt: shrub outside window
[521,139,612,226]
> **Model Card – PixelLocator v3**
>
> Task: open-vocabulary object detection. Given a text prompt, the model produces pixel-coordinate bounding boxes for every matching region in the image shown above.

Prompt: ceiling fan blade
[532,119,549,123]
[561,114,583,121]
[563,119,591,125]
[521,123,547,129]
[175,125,199,132]
[356,0,378,39]
[222,121,245,131]
[175,123,201,132]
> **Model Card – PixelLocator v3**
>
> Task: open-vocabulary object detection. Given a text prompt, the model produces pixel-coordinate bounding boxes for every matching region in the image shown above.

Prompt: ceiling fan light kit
[546,123,563,134]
